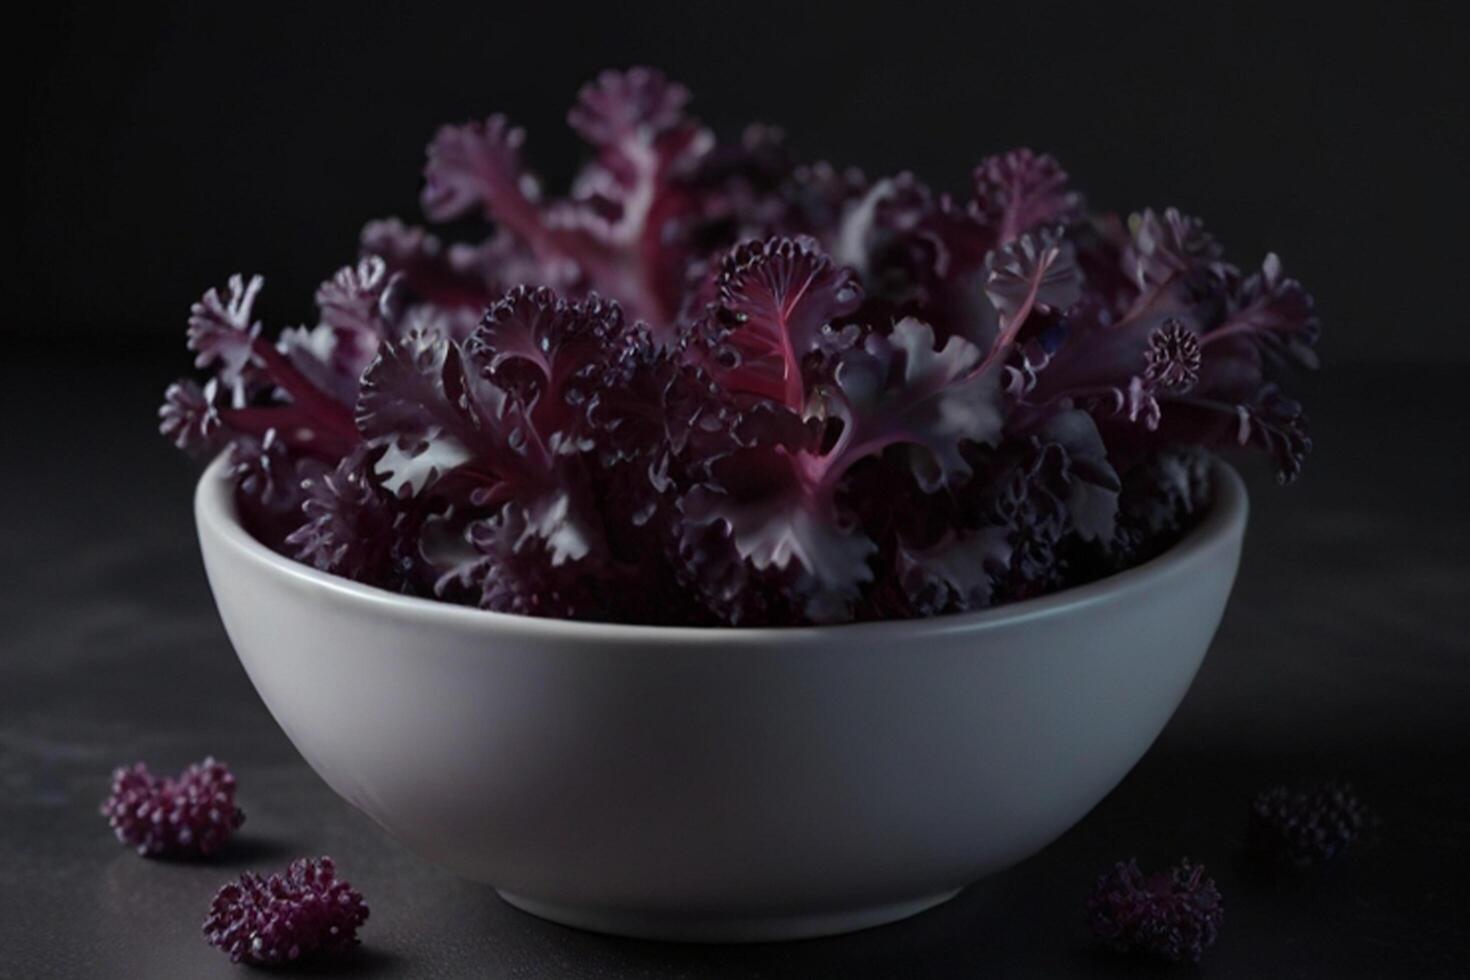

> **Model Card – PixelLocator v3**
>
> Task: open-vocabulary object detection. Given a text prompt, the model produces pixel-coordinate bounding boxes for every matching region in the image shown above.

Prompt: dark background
[7,3,1469,978]
[14,1,1468,361]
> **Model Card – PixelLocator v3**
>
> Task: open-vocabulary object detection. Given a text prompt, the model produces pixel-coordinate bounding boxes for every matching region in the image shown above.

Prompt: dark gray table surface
[3,346,1467,978]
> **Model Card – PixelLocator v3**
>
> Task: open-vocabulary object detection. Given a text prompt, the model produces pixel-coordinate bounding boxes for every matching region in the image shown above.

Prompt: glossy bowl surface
[196,456,1247,941]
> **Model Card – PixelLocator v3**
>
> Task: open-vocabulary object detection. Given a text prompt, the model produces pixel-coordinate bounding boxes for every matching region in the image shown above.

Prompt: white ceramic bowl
[196,456,1247,942]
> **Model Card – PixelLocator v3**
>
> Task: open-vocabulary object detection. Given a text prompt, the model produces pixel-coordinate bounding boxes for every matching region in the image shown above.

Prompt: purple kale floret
[1250,782,1372,866]
[203,857,368,965]
[1087,858,1223,963]
[161,67,1322,626]
[100,758,244,858]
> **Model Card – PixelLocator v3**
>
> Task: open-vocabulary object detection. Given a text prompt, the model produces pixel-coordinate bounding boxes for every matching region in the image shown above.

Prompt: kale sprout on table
[161,67,1318,626]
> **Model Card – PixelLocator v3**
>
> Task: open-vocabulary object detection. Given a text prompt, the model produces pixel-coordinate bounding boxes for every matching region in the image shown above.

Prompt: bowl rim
[196,454,1247,645]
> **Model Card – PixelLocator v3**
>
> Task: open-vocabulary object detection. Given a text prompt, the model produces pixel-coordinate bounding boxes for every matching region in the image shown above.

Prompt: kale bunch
[162,67,1319,625]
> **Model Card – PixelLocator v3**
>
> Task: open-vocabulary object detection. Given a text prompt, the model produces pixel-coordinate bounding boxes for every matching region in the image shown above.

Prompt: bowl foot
[496,887,964,942]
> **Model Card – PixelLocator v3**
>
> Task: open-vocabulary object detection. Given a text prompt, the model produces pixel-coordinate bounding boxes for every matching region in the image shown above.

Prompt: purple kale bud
[1144,318,1202,392]
[1087,858,1223,963]
[1250,782,1372,866]
[100,758,244,858]
[203,857,368,965]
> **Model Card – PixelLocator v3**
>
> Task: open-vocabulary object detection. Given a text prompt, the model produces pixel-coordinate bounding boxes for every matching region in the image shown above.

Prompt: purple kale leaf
[1108,448,1215,567]
[678,314,1006,623]
[677,410,880,624]
[286,445,427,589]
[422,114,543,229]
[431,496,610,617]
[181,274,360,462]
[1125,206,1226,298]
[187,273,266,391]
[354,325,484,496]
[359,217,501,317]
[982,229,1082,344]
[469,286,630,451]
[692,236,864,410]
[159,379,225,456]
[971,149,1081,245]
[830,317,1004,491]
[894,525,1011,617]
[423,68,717,333]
